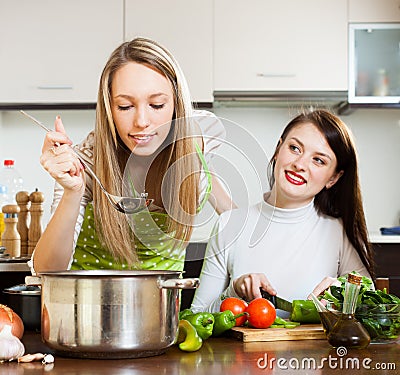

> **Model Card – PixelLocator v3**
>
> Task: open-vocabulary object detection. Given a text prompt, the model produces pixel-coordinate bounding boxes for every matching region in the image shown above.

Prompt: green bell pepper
[176,319,203,352]
[179,308,193,320]
[212,310,247,337]
[290,300,321,323]
[183,312,215,340]
[270,316,301,328]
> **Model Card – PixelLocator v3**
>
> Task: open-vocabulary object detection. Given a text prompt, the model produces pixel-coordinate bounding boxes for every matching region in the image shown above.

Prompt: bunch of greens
[322,272,400,341]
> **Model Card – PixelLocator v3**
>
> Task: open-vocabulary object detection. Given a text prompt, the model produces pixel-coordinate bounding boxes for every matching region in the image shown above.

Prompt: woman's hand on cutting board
[233,273,276,301]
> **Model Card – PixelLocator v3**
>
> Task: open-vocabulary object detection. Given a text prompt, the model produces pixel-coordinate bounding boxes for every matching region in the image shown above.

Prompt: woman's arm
[208,173,237,214]
[33,189,82,272]
[194,111,237,214]
[310,232,371,297]
[32,116,86,273]
[338,232,371,278]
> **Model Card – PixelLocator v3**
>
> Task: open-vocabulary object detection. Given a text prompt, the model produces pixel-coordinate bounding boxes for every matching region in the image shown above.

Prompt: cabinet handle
[256,73,296,78]
[37,85,73,90]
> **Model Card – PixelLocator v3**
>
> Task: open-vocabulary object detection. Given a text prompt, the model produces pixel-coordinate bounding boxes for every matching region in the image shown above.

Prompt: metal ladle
[20,110,153,214]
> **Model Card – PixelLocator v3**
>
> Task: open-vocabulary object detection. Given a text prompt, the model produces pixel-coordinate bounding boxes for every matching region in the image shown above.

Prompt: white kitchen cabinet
[349,0,400,22]
[0,0,123,103]
[214,0,348,92]
[124,0,213,102]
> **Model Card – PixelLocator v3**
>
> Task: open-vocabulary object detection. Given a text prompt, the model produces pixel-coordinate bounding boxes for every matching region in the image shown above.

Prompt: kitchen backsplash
[1,107,399,240]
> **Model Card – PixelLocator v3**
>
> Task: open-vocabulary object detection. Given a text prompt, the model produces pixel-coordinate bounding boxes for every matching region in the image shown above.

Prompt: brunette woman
[191,109,374,312]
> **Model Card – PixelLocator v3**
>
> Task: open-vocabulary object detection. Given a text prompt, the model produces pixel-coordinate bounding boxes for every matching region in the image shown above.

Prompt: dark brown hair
[268,109,375,278]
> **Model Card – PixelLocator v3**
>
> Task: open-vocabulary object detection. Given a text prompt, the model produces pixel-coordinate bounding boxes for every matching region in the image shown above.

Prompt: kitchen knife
[260,288,293,312]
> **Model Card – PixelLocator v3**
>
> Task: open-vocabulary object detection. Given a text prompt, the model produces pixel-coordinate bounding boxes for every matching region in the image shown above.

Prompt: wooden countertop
[1,331,398,374]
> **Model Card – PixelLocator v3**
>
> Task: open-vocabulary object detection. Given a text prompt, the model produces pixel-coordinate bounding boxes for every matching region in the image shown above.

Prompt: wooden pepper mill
[1,204,21,257]
[28,189,44,256]
[16,191,30,257]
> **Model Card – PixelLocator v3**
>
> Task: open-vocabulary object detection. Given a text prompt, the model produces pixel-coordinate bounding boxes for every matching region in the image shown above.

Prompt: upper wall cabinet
[0,1,123,104]
[349,0,400,22]
[125,0,213,103]
[214,0,348,92]
[348,23,400,103]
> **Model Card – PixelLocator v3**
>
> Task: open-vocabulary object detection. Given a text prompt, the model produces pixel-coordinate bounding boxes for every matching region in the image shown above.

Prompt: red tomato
[220,297,248,326]
[245,298,276,329]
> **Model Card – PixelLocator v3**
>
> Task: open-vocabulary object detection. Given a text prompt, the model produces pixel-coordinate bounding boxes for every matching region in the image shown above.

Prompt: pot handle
[158,278,200,290]
[26,276,200,289]
[25,276,42,286]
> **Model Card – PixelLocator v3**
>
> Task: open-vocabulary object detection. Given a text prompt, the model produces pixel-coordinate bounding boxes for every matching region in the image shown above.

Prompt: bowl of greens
[323,273,400,344]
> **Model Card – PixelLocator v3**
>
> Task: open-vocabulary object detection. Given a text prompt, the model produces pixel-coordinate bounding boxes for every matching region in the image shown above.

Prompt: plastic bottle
[0,185,8,242]
[0,159,24,242]
[0,160,24,204]
[0,160,24,244]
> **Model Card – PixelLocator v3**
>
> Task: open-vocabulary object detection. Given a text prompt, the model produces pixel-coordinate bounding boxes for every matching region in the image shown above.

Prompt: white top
[191,192,370,313]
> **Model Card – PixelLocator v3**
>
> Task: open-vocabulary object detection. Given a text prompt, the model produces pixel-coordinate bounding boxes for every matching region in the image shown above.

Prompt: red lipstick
[285,170,306,185]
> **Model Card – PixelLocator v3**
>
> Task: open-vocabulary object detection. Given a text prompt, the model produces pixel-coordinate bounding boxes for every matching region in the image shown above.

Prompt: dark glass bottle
[327,273,370,349]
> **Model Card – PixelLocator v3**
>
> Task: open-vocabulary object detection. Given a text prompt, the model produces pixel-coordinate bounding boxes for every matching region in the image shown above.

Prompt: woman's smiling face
[270,122,343,209]
[111,62,175,156]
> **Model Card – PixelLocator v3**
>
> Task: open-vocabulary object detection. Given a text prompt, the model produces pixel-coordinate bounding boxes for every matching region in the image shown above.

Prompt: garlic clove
[17,352,55,364]
[0,324,25,361]
[18,353,45,363]
[42,354,55,364]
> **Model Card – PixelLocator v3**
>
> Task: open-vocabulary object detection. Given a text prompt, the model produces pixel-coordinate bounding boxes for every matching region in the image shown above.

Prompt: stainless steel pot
[26,270,199,359]
[3,284,41,331]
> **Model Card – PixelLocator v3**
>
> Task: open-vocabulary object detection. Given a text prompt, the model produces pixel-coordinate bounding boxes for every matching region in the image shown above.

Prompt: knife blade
[260,289,293,312]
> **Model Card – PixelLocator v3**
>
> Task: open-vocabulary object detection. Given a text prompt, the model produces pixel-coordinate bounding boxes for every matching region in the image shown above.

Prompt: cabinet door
[214,0,347,91]
[125,0,213,102]
[348,24,400,103]
[349,0,400,22]
[0,0,123,103]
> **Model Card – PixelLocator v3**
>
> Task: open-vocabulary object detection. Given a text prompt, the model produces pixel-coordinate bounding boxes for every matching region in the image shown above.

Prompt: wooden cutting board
[229,324,326,342]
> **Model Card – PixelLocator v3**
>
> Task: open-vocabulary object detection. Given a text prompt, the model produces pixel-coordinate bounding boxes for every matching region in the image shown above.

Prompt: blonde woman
[32,38,234,273]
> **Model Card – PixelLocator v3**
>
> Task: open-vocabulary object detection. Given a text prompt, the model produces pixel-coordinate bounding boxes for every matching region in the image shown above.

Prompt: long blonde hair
[93,38,199,266]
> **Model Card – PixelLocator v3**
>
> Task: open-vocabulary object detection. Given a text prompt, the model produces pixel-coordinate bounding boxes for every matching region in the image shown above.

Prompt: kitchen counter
[2,331,398,374]
[0,256,31,272]
[369,232,400,244]
[0,262,30,272]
